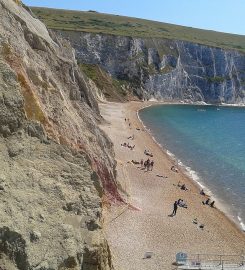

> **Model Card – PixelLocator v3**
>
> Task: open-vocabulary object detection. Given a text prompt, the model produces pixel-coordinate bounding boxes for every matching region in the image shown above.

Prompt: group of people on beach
[202,198,215,208]
[121,142,135,150]
[124,118,131,128]
[130,157,155,172]
[122,114,220,237]
[200,190,215,207]
[170,179,216,219]
[141,158,154,171]
[177,181,188,191]
[123,115,218,229]
[131,158,154,171]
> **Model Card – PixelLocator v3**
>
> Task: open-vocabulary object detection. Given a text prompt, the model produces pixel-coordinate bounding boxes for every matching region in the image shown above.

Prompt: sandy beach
[99,101,245,270]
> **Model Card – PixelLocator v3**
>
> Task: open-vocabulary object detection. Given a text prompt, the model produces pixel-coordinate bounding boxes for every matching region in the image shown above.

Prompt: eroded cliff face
[58,31,245,104]
[0,1,118,269]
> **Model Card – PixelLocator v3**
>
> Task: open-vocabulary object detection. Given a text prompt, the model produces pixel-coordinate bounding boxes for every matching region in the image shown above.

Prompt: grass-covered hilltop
[30,6,245,104]
[31,7,245,53]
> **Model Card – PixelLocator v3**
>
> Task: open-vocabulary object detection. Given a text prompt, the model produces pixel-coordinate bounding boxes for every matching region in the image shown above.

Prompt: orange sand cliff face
[2,33,121,201]
[0,1,120,269]
[13,0,21,5]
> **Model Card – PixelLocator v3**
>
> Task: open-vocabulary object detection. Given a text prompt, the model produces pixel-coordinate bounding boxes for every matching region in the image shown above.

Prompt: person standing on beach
[172,201,178,216]
[146,158,150,171]
[140,159,144,168]
[150,160,154,171]
[210,201,215,207]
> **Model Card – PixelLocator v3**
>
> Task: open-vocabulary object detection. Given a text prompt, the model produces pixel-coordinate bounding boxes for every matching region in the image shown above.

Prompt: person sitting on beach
[202,198,210,205]
[210,201,215,208]
[200,189,206,196]
[144,149,153,157]
[171,166,178,173]
[180,184,188,191]
[199,224,205,229]
[177,199,187,208]
[127,135,134,140]
[131,160,140,165]
[156,174,168,178]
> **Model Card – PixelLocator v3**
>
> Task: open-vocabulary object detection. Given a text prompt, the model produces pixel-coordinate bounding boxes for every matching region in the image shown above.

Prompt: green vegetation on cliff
[206,76,226,83]
[80,64,136,101]
[31,7,245,53]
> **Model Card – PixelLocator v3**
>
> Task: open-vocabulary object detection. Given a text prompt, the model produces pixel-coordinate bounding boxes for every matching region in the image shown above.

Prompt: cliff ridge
[57,31,245,104]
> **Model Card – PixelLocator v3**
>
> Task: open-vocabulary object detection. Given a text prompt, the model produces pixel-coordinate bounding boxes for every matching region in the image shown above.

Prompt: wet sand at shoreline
[99,101,245,270]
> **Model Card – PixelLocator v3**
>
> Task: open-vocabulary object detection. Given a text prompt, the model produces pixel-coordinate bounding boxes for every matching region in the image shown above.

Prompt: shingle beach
[100,101,245,270]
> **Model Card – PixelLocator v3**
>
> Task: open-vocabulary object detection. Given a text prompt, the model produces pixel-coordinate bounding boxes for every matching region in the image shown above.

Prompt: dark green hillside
[31,7,245,53]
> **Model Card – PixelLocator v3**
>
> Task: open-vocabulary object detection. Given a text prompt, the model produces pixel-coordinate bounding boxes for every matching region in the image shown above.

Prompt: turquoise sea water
[139,104,245,231]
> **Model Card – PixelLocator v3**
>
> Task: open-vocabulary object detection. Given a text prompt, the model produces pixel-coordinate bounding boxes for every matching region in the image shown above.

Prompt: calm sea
[139,104,245,231]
